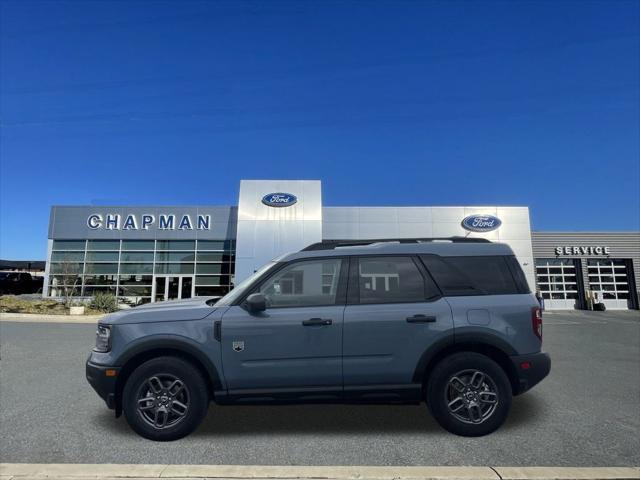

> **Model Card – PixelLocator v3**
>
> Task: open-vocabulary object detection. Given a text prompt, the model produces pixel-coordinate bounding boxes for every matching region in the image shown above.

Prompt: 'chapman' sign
[555,246,611,256]
[87,214,211,231]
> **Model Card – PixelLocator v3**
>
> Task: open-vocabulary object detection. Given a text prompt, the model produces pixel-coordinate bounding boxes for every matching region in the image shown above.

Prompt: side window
[421,255,520,296]
[358,256,437,304]
[505,256,531,293]
[258,258,343,308]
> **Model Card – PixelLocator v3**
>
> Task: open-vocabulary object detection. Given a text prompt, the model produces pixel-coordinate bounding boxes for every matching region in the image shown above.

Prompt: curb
[0,313,104,324]
[495,467,640,479]
[0,464,638,480]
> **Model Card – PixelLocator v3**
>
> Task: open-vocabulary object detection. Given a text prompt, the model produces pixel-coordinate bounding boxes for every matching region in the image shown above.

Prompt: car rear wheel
[426,352,512,437]
[122,356,209,441]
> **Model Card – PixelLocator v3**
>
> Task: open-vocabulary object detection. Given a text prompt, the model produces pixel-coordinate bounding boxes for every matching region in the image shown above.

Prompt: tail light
[532,307,543,341]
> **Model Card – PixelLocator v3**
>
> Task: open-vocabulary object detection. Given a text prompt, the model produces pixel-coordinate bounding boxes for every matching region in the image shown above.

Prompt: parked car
[86,238,550,441]
[0,272,42,295]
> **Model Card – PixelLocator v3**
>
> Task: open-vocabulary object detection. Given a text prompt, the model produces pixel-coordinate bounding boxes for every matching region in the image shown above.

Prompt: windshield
[215,261,277,306]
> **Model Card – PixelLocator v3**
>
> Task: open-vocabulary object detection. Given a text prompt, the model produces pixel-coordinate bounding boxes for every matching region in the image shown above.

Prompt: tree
[52,258,82,308]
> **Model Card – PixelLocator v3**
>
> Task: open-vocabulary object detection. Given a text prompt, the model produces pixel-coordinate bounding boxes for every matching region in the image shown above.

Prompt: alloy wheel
[444,369,499,424]
[136,374,190,430]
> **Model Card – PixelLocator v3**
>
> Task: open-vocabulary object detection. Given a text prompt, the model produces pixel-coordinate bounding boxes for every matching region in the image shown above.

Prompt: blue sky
[1,0,638,260]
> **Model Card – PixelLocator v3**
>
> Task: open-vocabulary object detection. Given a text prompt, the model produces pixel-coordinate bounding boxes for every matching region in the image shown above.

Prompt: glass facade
[48,239,235,305]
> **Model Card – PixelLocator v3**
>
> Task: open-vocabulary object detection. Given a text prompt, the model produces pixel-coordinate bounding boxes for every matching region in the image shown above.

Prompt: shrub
[89,293,119,313]
[0,296,67,314]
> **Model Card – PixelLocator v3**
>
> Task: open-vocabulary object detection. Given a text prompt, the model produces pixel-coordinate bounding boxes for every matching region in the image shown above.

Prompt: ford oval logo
[461,214,502,232]
[261,193,298,207]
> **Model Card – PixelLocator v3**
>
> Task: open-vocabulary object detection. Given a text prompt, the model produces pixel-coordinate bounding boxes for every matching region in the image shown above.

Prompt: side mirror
[245,293,266,314]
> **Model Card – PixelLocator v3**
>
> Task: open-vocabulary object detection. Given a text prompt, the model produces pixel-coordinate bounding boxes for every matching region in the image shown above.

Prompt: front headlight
[94,325,112,352]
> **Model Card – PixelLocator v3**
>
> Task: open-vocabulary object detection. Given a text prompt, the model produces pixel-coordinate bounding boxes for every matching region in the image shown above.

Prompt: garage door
[535,259,579,310]
[587,259,631,310]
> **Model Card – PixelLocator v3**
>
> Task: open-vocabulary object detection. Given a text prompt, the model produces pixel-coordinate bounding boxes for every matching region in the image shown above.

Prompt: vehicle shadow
[92,393,544,437]
[196,394,544,436]
[196,404,438,436]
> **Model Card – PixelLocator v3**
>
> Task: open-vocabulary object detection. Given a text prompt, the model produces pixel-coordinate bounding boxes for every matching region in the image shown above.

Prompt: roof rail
[301,237,491,251]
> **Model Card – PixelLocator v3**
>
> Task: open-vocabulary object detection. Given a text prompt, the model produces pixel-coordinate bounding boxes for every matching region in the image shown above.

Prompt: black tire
[426,352,512,437]
[122,356,209,441]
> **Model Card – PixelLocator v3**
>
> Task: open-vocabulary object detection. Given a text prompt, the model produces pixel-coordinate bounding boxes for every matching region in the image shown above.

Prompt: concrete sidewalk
[0,312,104,323]
[0,464,638,480]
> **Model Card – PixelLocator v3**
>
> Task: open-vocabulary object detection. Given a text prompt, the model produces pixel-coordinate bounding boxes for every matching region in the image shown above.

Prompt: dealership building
[44,180,640,311]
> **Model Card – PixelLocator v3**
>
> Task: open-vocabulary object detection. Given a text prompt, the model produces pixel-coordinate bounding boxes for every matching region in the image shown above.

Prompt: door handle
[214,320,221,342]
[406,314,437,323]
[302,318,332,326]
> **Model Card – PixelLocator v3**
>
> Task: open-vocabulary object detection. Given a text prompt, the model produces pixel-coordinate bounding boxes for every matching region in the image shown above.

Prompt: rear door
[342,255,453,398]
[421,254,540,355]
[221,257,347,395]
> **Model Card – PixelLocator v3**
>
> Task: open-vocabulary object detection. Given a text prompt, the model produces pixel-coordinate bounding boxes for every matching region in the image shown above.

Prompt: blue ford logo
[461,214,502,232]
[261,193,298,207]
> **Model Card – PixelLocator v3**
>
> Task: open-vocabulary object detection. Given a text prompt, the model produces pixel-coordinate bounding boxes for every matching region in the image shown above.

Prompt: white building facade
[44,179,638,311]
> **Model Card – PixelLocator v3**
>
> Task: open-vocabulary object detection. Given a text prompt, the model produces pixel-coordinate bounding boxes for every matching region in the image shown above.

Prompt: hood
[100,296,221,325]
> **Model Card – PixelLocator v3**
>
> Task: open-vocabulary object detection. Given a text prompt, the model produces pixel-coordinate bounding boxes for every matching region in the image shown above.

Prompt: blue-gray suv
[86,238,550,441]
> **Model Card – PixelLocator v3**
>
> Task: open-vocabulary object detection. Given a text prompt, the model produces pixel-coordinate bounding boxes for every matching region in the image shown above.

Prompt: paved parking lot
[0,310,638,466]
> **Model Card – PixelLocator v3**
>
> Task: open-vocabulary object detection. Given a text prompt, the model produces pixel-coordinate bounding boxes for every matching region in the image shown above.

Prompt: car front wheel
[122,356,209,441]
[426,352,512,437]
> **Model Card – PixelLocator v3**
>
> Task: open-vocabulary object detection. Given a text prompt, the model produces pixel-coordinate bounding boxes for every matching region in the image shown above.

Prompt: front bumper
[86,358,119,409]
[510,351,551,395]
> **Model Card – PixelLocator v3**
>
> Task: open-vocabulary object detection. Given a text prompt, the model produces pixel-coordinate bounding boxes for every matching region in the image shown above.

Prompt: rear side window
[504,256,531,293]
[420,255,522,296]
[358,256,438,304]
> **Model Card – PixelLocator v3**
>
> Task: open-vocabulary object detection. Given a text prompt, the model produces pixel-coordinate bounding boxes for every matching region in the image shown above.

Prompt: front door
[153,276,194,302]
[342,256,453,394]
[220,257,347,395]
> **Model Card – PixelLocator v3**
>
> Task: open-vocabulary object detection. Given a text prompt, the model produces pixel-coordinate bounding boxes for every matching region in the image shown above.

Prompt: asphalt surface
[1,310,638,466]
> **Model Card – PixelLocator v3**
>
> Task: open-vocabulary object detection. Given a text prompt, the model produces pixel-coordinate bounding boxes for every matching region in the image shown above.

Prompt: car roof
[279,239,515,261]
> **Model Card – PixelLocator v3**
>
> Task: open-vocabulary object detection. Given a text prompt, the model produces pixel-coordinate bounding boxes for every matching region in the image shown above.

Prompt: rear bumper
[510,351,551,395]
[86,358,119,409]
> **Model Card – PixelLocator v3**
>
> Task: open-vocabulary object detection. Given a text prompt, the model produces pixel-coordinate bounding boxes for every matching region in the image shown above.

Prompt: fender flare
[412,331,517,383]
[453,331,518,356]
[115,334,223,390]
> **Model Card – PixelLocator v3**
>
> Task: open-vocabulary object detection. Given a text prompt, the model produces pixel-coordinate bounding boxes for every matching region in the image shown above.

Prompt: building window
[120,252,154,262]
[86,240,120,251]
[121,240,154,250]
[155,252,196,262]
[50,251,85,262]
[119,274,153,285]
[85,263,119,275]
[154,263,195,275]
[156,240,195,251]
[51,240,85,251]
[48,238,236,303]
[85,252,119,262]
[84,275,118,285]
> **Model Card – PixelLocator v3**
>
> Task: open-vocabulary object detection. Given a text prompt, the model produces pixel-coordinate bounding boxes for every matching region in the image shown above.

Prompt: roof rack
[301,237,491,251]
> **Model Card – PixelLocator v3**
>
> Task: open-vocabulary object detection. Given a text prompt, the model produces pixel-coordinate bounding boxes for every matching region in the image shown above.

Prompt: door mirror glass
[245,293,267,313]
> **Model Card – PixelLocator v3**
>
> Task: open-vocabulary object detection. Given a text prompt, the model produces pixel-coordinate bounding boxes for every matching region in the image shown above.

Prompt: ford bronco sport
[86,238,550,441]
